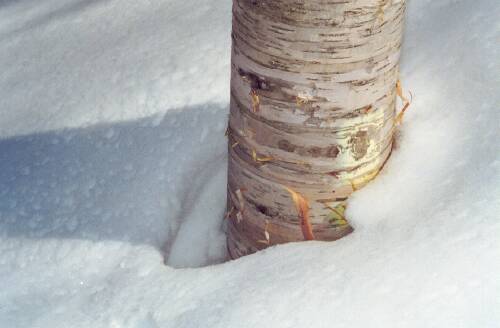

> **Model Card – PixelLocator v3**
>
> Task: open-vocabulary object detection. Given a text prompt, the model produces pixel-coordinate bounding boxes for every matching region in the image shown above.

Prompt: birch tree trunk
[225,0,406,259]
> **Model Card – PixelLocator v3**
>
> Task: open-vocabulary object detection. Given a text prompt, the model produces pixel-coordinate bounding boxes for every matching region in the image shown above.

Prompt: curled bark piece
[257,220,271,245]
[236,211,243,223]
[225,206,235,220]
[235,188,246,213]
[285,187,315,241]
[250,89,260,113]
[395,79,412,124]
[251,149,274,163]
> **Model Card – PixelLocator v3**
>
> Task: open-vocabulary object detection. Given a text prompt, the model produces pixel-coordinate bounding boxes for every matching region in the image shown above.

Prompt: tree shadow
[0,104,229,267]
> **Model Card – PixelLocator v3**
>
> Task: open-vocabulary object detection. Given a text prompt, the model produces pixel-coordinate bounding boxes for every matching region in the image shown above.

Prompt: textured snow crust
[0,0,499,327]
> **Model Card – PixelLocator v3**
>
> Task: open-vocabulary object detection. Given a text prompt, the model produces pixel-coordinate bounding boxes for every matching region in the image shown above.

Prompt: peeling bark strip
[285,187,315,240]
[226,0,406,259]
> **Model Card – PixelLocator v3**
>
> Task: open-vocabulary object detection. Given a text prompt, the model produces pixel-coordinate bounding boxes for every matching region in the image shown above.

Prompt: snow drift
[0,0,499,327]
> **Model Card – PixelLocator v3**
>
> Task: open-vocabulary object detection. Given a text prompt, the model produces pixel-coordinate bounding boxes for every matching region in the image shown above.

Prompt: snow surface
[0,0,499,327]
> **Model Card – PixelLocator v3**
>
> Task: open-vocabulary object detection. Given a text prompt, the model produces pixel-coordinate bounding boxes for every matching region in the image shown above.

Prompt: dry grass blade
[284,187,315,241]
[395,101,411,125]
[323,202,348,226]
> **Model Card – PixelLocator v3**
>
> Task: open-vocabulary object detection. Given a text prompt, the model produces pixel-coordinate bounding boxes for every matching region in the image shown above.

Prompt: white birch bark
[226,0,406,259]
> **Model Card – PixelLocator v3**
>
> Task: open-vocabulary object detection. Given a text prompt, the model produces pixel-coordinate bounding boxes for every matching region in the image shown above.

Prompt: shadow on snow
[0,104,229,268]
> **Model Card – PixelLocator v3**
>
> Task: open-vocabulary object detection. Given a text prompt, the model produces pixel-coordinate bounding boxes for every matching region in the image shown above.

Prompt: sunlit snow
[0,0,499,327]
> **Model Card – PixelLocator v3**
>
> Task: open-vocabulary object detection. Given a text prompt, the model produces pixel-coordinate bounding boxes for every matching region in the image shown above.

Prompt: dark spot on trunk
[326,145,340,158]
[350,130,370,160]
[278,139,297,153]
[256,205,269,215]
[308,147,322,158]
[351,78,376,87]
[238,68,271,91]
[328,171,340,178]
[256,204,278,217]
[304,116,322,127]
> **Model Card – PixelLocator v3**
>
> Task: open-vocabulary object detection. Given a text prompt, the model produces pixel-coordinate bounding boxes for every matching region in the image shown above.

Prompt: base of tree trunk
[226,217,354,259]
[224,0,406,260]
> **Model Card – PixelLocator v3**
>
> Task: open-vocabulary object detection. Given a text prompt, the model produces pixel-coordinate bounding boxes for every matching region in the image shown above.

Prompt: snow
[0,0,499,327]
